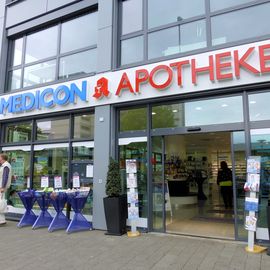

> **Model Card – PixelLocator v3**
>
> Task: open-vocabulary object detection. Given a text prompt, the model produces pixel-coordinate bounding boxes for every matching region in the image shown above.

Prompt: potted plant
[103,158,127,235]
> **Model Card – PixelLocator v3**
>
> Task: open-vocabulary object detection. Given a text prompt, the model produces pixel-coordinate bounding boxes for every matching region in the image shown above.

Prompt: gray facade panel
[92,105,111,230]
[97,26,112,73]
[6,0,47,28]
[47,0,77,11]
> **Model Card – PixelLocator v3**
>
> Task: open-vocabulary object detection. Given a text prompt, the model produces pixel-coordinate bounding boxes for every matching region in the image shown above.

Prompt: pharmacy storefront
[2,39,270,241]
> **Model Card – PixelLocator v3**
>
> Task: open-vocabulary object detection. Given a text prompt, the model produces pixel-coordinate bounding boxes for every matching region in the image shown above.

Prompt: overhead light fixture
[250,101,256,104]
[221,104,228,107]
[195,107,202,111]
[152,112,156,115]
[172,109,178,113]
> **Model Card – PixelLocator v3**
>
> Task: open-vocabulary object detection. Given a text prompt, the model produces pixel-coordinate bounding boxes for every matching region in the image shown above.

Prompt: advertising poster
[126,160,137,174]
[245,215,257,232]
[247,156,261,174]
[127,173,137,188]
[54,176,63,189]
[245,197,259,212]
[41,176,49,188]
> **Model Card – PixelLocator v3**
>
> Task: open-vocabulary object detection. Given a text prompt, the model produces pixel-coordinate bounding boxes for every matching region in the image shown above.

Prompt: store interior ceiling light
[221,104,228,107]
[152,112,156,115]
[250,101,257,104]
[195,107,202,110]
[172,109,178,113]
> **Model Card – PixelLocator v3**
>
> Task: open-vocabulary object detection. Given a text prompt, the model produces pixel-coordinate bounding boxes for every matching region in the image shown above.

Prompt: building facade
[1,0,270,241]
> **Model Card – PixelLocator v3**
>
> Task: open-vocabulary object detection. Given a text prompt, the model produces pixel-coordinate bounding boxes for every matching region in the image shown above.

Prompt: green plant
[106,158,122,197]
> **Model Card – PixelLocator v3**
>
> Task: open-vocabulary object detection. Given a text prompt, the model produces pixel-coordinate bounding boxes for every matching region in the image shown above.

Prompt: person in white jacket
[0,153,12,225]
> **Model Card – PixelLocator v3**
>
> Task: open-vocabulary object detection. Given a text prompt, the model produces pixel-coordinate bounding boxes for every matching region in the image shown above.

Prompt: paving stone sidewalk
[0,221,269,270]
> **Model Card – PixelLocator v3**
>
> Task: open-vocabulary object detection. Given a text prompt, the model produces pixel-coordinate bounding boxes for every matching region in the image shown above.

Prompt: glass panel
[122,0,142,35]
[25,26,58,64]
[233,131,247,240]
[59,49,97,79]
[148,0,205,29]
[210,0,255,11]
[11,38,23,66]
[185,96,243,126]
[212,3,270,46]
[180,20,206,53]
[249,92,270,121]
[152,103,185,129]
[121,36,143,65]
[72,142,94,216]
[119,140,148,218]
[74,114,95,140]
[72,144,94,161]
[148,27,179,60]
[33,145,68,190]
[36,118,70,140]
[250,129,270,228]
[152,96,243,129]
[5,122,32,143]
[120,107,147,132]
[61,12,98,53]
[7,69,21,91]
[23,60,56,87]
[152,136,164,231]
[4,148,31,208]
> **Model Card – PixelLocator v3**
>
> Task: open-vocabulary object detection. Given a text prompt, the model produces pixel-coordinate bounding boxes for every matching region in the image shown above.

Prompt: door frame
[149,128,246,240]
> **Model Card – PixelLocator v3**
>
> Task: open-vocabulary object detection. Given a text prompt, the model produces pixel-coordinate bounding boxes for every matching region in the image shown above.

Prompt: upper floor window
[119,0,270,67]
[7,11,97,92]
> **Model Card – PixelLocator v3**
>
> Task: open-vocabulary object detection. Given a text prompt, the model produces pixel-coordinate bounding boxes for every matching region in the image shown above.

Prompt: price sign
[41,176,49,188]
[54,176,62,189]
[73,175,80,188]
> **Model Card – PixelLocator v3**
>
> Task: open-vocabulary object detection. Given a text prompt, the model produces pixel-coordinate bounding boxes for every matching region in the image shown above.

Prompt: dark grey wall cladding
[5,0,80,28]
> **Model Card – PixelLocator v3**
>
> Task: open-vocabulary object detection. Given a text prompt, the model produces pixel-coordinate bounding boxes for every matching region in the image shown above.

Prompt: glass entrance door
[150,131,247,239]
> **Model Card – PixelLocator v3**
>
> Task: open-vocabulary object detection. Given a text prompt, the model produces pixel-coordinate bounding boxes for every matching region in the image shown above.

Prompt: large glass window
[249,92,270,122]
[120,107,147,132]
[152,96,243,129]
[121,0,142,35]
[5,122,32,143]
[72,141,94,161]
[25,26,58,64]
[36,118,70,140]
[7,11,97,91]
[148,0,205,29]
[212,3,270,46]
[33,144,68,190]
[3,146,31,208]
[250,129,270,229]
[74,113,95,140]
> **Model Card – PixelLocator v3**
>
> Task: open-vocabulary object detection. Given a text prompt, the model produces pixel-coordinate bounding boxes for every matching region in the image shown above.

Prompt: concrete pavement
[0,221,269,270]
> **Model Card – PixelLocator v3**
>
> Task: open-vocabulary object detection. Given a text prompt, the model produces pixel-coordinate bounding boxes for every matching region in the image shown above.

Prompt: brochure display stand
[17,190,37,228]
[32,191,53,229]
[126,160,140,237]
[66,190,92,234]
[48,192,70,232]
[244,156,267,253]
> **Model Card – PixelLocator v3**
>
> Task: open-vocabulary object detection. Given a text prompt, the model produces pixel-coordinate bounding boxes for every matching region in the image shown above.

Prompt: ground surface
[0,222,269,270]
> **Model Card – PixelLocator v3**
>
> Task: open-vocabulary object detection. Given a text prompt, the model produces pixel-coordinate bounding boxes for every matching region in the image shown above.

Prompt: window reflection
[7,69,21,91]
[11,38,23,67]
[36,118,70,140]
[5,122,32,143]
[210,0,255,11]
[212,3,270,46]
[121,36,144,65]
[74,114,94,139]
[249,92,270,121]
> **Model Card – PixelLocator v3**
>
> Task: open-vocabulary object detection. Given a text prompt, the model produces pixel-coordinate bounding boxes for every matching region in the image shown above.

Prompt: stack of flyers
[126,160,137,174]
[247,157,261,174]
[245,197,259,212]
[127,191,138,204]
[128,206,139,220]
[127,173,137,188]
[245,215,257,231]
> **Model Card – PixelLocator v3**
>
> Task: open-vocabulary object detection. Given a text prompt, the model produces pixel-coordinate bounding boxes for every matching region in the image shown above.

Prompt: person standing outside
[0,153,12,225]
[217,161,233,209]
